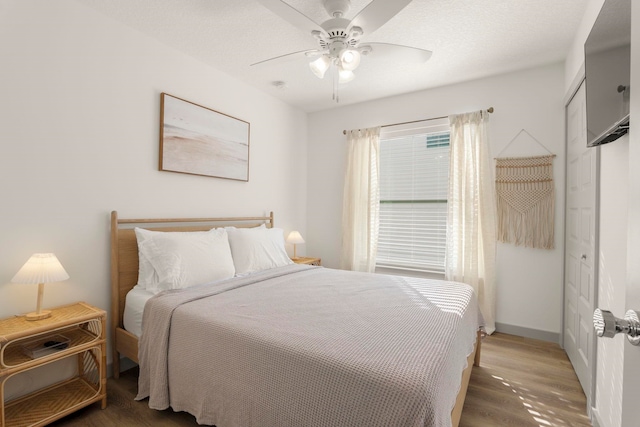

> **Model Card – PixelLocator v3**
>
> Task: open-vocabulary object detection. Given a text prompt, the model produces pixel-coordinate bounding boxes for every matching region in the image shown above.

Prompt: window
[377,119,450,273]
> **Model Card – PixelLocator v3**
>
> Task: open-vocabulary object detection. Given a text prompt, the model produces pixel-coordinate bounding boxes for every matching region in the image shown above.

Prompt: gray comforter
[136,264,482,427]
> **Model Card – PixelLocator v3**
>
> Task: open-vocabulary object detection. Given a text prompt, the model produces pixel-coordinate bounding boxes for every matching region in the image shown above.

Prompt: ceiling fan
[253,0,432,100]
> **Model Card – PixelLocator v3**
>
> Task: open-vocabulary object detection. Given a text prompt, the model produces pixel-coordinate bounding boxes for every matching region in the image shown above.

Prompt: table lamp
[11,253,70,321]
[286,231,305,259]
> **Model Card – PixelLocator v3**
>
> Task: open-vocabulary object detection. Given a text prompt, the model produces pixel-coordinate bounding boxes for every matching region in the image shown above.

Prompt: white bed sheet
[124,272,266,337]
[123,285,154,338]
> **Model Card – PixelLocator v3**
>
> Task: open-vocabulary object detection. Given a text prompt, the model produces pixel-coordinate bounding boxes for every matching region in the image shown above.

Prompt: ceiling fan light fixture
[310,55,331,79]
[338,67,355,83]
[339,49,360,71]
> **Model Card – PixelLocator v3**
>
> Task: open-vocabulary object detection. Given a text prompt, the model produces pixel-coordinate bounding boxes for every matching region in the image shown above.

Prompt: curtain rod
[342,107,494,135]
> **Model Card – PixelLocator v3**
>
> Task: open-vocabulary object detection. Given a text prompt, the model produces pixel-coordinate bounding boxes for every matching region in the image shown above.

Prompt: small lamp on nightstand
[11,253,70,321]
[286,231,305,260]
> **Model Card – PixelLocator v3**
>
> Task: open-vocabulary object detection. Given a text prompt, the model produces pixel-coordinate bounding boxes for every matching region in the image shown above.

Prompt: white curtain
[341,127,381,272]
[446,111,497,334]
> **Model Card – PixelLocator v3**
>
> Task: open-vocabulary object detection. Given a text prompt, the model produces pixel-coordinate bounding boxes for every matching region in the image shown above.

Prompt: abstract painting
[159,93,250,181]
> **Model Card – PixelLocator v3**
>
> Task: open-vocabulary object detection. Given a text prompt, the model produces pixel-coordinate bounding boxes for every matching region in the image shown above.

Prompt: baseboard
[591,407,602,427]
[494,322,560,344]
[106,357,138,378]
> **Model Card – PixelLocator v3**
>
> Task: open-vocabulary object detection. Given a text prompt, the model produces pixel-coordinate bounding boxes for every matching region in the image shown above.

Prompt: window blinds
[377,120,450,273]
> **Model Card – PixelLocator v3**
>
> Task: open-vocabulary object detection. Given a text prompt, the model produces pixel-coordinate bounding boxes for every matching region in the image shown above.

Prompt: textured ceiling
[76,0,589,112]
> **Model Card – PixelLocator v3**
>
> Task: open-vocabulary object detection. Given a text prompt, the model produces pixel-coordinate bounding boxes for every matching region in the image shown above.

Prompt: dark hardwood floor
[51,333,591,427]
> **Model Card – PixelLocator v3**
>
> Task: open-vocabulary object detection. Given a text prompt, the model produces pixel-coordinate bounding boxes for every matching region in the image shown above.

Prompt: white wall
[0,0,307,357]
[307,63,566,337]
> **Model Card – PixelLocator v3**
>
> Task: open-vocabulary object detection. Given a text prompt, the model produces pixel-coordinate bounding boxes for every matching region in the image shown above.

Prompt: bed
[110,211,483,427]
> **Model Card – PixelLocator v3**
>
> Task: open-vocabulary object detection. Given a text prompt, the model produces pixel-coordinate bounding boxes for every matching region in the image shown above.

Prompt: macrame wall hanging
[495,130,556,249]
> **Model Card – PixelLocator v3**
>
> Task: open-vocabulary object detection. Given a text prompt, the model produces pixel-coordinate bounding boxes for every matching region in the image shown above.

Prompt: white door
[621,4,640,423]
[564,81,598,404]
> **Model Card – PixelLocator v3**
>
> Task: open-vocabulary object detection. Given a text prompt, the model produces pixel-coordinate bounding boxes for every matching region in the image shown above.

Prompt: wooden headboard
[109,210,274,374]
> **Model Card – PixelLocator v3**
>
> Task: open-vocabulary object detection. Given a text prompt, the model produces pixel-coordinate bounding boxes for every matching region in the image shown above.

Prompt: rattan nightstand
[0,302,107,427]
[292,257,321,266]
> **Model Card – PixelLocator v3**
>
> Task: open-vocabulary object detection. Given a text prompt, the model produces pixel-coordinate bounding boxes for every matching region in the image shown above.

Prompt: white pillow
[134,227,161,289]
[226,226,293,275]
[136,228,235,294]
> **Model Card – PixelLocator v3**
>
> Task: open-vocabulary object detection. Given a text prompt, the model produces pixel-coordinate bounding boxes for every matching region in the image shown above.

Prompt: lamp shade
[286,231,305,245]
[339,49,361,71]
[11,253,70,284]
[338,67,355,83]
[309,56,331,79]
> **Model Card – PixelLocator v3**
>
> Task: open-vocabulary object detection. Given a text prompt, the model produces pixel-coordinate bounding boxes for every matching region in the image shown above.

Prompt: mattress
[136,264,483,427]
[123,272,271,337]
[123,285,154,338]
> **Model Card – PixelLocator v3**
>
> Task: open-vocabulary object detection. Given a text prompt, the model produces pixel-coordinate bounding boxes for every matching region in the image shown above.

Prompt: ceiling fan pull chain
[334,66,340,103]
[333,67,340,104]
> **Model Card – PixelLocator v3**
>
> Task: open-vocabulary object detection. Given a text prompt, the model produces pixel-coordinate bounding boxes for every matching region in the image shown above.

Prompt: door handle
[593,308,640,346]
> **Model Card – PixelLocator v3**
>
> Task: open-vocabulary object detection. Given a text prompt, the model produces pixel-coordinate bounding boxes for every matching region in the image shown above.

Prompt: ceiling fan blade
[348,0,412,36]
[365,42,432,63]
[250,49,321,67]
[256,0,328,37]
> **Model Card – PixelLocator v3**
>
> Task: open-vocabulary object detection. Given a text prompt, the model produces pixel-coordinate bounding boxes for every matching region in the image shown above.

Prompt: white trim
[591,406,603,427]
[494,322,561,344]
[375,265,445,280]
[564,62,585,106]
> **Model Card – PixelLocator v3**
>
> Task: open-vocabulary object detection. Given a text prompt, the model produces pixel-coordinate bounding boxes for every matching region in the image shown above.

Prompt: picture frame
[159,93,250,181]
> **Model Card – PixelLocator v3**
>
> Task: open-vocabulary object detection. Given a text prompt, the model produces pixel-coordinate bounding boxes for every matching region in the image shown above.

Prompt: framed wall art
[159,93,250,181]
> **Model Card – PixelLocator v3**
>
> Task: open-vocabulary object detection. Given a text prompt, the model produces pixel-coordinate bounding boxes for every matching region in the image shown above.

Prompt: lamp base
[25,310,51,321]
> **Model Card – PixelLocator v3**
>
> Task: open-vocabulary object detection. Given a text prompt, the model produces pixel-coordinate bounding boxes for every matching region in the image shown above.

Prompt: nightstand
[0,302,107,427]
[292,257,322,266]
